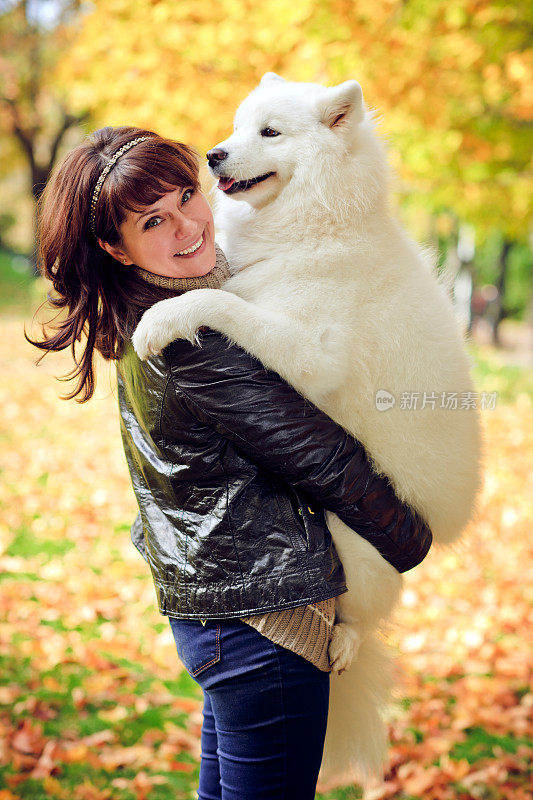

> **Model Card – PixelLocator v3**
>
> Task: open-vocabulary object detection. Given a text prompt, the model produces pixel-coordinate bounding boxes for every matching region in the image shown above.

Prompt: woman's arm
[166,330,432,574]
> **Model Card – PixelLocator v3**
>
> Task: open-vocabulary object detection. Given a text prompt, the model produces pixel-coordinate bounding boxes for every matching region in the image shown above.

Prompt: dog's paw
[328,622,362,675]
[131,302,173,360]
[132,295,204,360]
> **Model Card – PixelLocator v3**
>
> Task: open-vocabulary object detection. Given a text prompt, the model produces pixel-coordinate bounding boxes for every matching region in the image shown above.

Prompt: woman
[29,126,432,800]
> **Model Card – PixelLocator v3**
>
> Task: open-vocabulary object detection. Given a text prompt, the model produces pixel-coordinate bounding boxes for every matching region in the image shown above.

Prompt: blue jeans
[168,616,330,800]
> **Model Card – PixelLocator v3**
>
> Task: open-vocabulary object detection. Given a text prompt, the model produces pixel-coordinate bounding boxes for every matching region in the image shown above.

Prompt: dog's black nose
[206,148,228,167]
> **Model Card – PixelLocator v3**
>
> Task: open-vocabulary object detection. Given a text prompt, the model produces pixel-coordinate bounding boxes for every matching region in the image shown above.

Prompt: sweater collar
[132,243,231,291]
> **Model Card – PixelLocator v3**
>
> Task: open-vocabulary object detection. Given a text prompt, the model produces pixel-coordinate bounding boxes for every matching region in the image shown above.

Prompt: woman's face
[101,187,217,278]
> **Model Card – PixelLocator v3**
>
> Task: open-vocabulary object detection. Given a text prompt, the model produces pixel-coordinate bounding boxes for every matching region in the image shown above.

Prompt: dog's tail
[317,631,394,791]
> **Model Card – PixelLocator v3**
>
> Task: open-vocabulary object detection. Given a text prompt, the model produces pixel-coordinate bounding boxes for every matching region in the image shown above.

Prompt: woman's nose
[173,210,196,239]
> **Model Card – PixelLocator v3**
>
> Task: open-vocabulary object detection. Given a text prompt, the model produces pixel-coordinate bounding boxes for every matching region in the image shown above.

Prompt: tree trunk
[31,163,52,204]
[492,239,512,346]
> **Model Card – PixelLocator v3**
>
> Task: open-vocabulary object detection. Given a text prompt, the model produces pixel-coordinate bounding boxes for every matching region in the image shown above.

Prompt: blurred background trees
[1,8,532,795]
[1,0,531,347]
[0,0,89,259]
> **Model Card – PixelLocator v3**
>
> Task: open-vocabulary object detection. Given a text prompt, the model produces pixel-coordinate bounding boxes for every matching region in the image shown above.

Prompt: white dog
[133,74,483,786]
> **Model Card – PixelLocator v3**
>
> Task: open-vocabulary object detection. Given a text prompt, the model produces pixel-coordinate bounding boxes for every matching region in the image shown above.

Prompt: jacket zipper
[285,489,309,550]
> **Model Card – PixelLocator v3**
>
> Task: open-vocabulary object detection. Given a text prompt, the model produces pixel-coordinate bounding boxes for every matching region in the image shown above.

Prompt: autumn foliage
[55,0,533,238]
[0,3,531,796]
[0,314,531,799]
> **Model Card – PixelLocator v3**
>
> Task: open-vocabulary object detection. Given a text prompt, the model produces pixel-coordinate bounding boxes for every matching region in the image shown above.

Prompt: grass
[0,248,38,313]
[449,728,532,764]
[1,251,532,799]
[470,341,533,404]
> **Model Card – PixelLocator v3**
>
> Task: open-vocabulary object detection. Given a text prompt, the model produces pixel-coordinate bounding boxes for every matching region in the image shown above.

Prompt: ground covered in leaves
[0,313,531,800]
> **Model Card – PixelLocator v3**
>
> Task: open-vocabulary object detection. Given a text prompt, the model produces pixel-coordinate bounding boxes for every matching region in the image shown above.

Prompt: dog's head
[207,73,377,212]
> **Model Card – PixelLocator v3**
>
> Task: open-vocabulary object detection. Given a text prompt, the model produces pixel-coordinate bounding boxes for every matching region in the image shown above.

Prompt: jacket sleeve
[166,330,432,573]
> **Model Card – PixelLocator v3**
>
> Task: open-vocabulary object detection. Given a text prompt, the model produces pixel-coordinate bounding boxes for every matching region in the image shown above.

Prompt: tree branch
[48,108,90,168]
[3,96,35,171]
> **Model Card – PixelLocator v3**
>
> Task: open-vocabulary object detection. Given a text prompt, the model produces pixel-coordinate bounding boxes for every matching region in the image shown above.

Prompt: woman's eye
[144,216,163,230]
[260,127,280,137]
[181,188,194,204]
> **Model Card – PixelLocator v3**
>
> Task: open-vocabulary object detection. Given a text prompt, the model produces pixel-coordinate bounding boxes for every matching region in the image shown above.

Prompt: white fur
[132,74,483,786]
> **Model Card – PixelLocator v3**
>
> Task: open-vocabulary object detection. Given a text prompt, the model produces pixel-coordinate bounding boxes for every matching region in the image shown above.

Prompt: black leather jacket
[117,329,432,620]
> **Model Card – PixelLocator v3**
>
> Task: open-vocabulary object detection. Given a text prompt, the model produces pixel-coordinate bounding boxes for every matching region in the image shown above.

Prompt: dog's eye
[260,127,280,137]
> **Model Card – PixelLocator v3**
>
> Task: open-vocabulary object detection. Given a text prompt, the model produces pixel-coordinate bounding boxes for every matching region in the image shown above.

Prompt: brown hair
[27,126,200,402]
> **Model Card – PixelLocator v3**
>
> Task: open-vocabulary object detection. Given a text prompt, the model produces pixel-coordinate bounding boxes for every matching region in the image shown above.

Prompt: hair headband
[89,136,151,236]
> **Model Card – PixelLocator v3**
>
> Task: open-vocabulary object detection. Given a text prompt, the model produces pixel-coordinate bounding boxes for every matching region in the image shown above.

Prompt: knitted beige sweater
[134,245,335,673]
[240,598,335,672]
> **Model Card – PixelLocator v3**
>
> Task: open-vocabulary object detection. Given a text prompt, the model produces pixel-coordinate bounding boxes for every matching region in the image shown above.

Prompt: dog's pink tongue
[218,177,235,192]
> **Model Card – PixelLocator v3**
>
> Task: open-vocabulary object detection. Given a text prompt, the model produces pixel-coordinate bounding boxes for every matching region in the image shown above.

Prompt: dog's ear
[260,72,286,86]
[317,81,364,129]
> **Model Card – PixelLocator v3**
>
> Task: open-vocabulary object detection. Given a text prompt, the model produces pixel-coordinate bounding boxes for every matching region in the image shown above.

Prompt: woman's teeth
[176,235,203,256]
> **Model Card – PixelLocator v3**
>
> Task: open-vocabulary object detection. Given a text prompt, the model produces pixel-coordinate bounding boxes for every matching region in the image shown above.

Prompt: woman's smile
[175,232,205,257]
[105,187,217,279]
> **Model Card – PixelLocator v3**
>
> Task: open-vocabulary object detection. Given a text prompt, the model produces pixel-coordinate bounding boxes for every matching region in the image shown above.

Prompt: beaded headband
[89,136,151,236]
